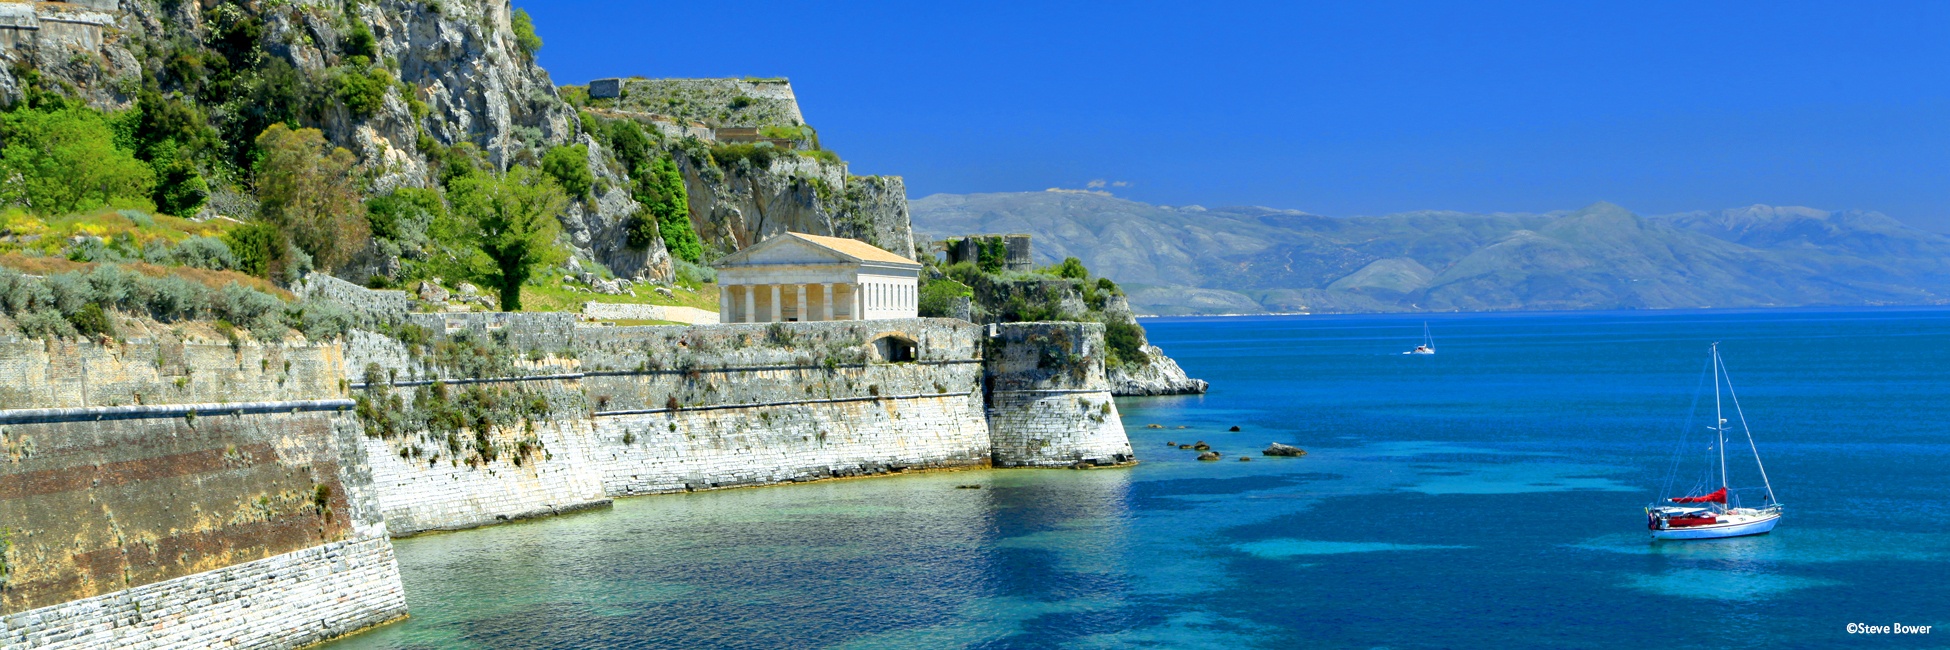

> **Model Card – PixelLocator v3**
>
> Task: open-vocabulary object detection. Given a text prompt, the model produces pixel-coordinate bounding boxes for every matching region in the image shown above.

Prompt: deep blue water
[327,309,1950,649]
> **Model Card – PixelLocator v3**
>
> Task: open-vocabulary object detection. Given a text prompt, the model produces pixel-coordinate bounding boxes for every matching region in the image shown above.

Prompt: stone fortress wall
[1,309,1135,646]
[0,332,406,649]
[984,322,1135,467]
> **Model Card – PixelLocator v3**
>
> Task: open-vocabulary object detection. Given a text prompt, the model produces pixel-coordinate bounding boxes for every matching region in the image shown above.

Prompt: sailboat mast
[1713,344,1727,497]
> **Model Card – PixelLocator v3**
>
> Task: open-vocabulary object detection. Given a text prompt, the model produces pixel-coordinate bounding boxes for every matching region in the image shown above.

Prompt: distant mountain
[910,192,1950,315]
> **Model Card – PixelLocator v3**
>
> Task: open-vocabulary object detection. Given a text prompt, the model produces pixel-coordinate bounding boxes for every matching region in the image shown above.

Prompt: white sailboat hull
[1652,510,1781,540]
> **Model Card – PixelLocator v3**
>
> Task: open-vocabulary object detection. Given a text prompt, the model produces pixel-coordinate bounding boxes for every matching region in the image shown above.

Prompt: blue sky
[526,1,1950,230]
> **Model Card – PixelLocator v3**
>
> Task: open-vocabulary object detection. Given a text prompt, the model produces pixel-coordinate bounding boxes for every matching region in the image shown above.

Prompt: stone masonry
[0,333,406,649]
[983,322,1136,467]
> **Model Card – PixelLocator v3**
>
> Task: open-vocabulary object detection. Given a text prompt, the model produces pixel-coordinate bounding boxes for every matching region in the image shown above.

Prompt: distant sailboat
[1404,323,1435,355]
[1645,343,1783,540]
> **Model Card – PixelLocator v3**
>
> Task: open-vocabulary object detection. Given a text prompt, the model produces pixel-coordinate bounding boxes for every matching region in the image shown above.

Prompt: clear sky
[525,1,1950,230]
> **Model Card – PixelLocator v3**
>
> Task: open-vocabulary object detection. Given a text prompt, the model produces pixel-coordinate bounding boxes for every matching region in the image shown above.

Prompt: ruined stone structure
[940,234,1035,273]
[715,232,920,323]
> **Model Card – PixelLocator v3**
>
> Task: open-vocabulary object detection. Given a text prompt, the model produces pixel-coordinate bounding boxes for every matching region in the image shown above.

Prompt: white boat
[1403,323,1435,355]
[1646,343,1782,541]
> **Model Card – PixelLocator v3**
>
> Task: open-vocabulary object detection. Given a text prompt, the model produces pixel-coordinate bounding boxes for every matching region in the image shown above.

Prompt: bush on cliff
[0,105,157,215]
[0,264,363,342]
[919,277,972,318]
[633,156,701,263]
[541,144,593,199]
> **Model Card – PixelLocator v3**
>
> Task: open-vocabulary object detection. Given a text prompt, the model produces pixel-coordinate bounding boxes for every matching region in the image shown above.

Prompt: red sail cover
[1670,488,1727,504]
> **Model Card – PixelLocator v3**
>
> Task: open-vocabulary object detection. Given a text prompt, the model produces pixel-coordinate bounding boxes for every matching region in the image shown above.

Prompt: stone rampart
[0,336,405,649]
[983,322,1134,467]
[346,317,993,533]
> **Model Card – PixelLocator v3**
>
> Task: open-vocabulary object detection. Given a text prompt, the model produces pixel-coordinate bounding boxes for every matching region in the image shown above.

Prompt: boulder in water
[1263,443,1307,457]
[1192,441,1211,451]
[1229,425,1242,432]
[1197,451,1221,461]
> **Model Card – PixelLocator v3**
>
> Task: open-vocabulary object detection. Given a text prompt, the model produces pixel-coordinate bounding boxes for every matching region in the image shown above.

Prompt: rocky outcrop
[674,145,915,259]
[1108,344,1209,396]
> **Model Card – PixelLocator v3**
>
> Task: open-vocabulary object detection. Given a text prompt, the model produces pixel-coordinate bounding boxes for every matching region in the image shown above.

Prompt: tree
[253,124,370,272]
[511,8,542,58]
[540,143,592,198]
[450,165,566,311]
[0,106,156,214]
[1051,256,1089,279]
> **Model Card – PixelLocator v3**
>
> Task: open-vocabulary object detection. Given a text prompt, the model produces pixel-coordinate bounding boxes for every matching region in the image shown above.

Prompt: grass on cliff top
[0,207,233,257]
[0,252,290,299]
[517,273,720,315]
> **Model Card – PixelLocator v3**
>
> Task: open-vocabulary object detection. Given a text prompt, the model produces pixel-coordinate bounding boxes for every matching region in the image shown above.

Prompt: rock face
[0,0,675,284]
[669,138,916,260]
[1108,344,1210,396]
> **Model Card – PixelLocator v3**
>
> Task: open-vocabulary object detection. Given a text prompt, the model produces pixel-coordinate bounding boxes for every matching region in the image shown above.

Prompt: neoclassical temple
[713,232,920,323]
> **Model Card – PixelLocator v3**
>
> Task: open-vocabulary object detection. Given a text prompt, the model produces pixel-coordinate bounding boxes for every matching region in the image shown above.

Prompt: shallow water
[326,308,1950,649]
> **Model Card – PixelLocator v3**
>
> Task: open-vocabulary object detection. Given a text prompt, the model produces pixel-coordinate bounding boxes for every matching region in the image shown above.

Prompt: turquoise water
[326,309,1950,649]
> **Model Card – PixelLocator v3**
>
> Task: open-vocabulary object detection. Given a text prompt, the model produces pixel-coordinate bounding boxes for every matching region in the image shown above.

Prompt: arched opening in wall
[871,334,919,363]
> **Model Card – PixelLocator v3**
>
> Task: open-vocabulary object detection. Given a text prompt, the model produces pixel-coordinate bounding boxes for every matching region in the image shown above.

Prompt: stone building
[714,232,920,322]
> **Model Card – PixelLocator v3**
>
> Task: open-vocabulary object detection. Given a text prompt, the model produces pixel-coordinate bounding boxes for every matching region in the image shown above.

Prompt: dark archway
[872,334,919,363]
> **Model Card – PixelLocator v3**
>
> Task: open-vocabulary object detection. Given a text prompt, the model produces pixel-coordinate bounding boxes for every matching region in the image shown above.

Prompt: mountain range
[909,192,1950,315]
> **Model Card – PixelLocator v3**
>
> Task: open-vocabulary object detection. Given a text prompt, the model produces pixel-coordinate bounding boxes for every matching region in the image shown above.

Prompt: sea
[324,308,1950,649]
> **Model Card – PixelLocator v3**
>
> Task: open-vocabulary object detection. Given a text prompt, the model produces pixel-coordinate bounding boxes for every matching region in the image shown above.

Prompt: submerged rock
[1147,424,1163,429]
[1229,425,1242,432]
[1263,443,1307,457]
[1197,451,1221,461]
[1192,441,1210,451]
[1238,456,1251,462]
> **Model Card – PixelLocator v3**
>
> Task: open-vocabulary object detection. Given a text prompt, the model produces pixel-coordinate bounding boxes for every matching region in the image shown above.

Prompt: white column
[821,283,833,321]
[719,289,731,323]
[853,283,865,320]
[742,284,755,323]
[795,284,808,322]
[769,285,782,322]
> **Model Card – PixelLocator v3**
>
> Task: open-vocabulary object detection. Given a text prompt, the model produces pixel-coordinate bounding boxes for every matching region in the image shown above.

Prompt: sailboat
[1403,323,1435,355]
[1646,343,1782,540]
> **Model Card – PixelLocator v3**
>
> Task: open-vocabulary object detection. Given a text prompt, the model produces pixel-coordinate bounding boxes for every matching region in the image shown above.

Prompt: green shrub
[170,236,237,270]
[633,156,700,263]
[14,310,74,338]
[336,65,393,119]
[624,207,659,249]
[67,302,115,338]
[223,222,279,278]
[918,277,972,318]
[1050,257,1089,279]
[708,142,778,171]
[540,144,593,198]
[1104,320,1149,368]
[366,187,444,248]
[344,22,378,59]
[607,119,651,173]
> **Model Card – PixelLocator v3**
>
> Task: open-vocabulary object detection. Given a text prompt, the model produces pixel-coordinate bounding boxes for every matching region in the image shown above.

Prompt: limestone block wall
[0,335,405,649]
[345,317,993,533]
[983,322,1135,467]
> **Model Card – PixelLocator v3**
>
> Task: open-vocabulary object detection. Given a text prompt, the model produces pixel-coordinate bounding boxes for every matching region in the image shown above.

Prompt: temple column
[769,285,782,322]
[795,284,808,322]
[719,289,731,324]
[853,283,865,320]
[821,283,833,321]
[742,284,755,323]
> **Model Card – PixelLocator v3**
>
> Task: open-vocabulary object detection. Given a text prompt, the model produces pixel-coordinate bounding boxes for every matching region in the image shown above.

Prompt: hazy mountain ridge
[910,192,1950,315]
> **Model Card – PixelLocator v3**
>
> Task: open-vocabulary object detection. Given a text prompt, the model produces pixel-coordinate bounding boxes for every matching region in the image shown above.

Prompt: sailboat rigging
[1404,323,1435,355]
[1645,343,1782,540]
